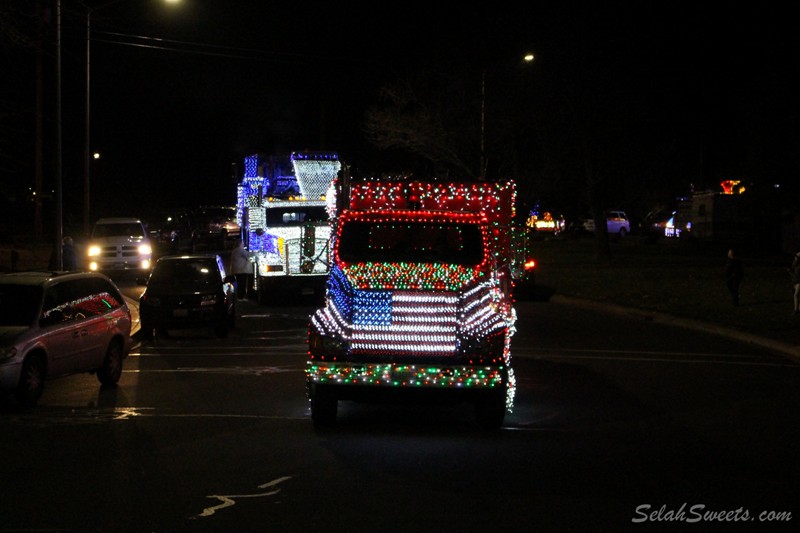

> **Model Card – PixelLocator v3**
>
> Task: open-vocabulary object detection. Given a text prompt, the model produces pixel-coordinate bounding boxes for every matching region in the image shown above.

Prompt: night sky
[2,1,798,232]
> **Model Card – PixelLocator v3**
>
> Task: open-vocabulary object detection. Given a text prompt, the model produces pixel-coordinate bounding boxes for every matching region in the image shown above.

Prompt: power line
[93,30,377,67]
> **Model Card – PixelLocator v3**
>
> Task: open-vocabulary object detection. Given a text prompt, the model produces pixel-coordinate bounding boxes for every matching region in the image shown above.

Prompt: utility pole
[55,0,63,269]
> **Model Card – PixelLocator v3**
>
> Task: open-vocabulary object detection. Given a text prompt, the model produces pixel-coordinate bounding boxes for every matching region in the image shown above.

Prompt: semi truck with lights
[236,152,341,304]
[305,176,535,428]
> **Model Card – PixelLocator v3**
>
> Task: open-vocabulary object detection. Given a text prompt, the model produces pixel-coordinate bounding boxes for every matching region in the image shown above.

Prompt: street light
[82,0,181,235]
[480,52,535,179]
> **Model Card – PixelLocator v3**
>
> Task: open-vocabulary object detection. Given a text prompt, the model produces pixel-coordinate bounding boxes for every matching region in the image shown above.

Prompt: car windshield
[93,223,144,238]
[338,221,484,265]
[151,260,219,284]
[0,284,43,326]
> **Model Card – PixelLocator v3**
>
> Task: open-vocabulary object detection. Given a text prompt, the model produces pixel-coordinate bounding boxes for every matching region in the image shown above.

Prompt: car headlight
[139,243,152,255]
[0,345,18,360]
[87,245,101,257]
[200,294,218,306]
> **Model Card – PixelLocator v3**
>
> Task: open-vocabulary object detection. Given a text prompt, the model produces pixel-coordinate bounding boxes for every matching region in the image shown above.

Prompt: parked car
[87,217,153,273]
[147,210,197,254]
[582,210,631,237]
[0,271,132,406]
[138,254,236,339]
[191,206,240,250]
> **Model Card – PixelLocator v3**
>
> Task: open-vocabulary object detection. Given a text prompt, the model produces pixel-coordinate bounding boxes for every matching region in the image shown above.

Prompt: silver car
[582,210,631,237]
[0,271,132,406]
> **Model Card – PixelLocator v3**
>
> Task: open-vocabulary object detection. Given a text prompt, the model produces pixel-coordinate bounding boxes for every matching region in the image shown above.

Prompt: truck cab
[236,152,340,303]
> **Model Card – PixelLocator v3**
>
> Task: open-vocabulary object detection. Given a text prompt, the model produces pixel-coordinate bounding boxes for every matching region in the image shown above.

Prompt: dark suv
[138,254,236,339]
[0,271,132,406]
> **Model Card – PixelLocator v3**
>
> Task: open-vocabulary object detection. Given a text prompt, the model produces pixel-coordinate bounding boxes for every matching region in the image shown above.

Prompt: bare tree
[363,69,477,179]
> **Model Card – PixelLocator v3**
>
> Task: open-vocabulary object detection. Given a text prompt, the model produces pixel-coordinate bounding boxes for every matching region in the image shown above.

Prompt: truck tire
[310,384,337,425]
[474,391,506,429]
[257,278,271,305]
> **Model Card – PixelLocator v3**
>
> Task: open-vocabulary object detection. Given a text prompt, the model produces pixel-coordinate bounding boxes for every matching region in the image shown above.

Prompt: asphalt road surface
[1,294,798,532]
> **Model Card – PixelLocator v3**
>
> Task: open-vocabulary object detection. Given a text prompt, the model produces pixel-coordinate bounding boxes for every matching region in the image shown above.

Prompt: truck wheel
[474,392,506,429]
[257,280,272,305]
[310,384,337,425]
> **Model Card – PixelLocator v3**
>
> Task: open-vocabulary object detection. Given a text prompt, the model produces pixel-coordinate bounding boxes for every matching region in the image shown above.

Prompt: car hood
[92,235,147,244]
[0,326,29,343]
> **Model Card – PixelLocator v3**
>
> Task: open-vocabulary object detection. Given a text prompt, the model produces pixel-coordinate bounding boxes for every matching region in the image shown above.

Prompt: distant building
[688,190,756,245]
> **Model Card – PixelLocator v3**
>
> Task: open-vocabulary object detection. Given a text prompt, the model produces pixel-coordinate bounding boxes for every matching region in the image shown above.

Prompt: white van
[87,217,153,272]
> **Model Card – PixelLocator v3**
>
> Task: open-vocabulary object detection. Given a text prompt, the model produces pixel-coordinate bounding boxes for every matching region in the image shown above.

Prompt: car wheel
[474,391,506,430]
[97,339,124,386]
[618,227,628,237]
[310,383,337,425]
[15,353,46,407]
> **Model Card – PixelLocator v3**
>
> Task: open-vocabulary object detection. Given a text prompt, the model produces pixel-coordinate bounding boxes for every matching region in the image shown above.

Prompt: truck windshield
[92,223,144,238]
[266,206,328,226]
[338,221,484,265]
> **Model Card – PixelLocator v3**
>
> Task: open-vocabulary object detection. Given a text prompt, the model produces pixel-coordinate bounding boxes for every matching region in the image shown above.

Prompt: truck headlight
[87,245,101,257]
[308,328,348,359]
[459,330,506,361]
[139,243,152,256]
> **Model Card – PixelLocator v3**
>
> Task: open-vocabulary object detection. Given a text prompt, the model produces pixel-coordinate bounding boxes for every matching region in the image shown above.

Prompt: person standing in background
[230,239,254,300]
[62,237,78,271]
[789,252,800,314]
[50,236,78,271]
[725,248,744,306]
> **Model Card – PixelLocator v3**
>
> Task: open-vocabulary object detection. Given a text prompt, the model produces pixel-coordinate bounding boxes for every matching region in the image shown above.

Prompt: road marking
[192,476,292,519]
[130,346,305,356]
[122,366,303,375]
[3,407,308,426]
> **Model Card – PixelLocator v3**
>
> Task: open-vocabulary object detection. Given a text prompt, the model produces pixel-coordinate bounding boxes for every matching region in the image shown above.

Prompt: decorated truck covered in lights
[236,152,341,304]
[306,177,535,428]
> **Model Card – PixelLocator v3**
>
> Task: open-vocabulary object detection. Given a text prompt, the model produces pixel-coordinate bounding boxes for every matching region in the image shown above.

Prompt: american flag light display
[307,179,518,409]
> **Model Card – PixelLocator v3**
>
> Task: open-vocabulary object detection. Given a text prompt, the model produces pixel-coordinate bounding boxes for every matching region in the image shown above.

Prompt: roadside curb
[550,294,800,363]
